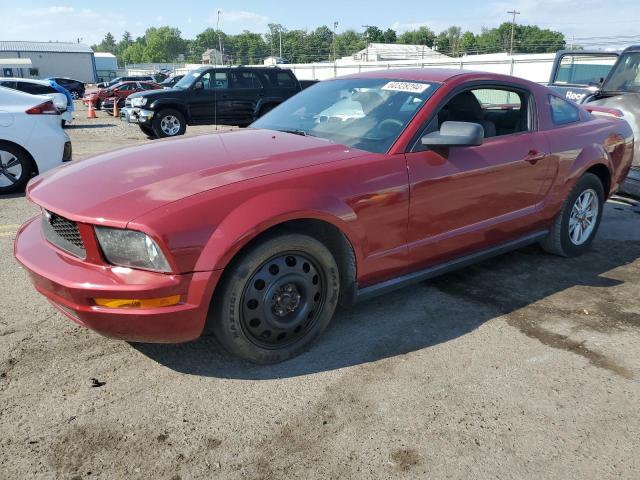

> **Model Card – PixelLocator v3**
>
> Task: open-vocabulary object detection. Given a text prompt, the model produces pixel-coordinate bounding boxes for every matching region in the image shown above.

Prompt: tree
[142,27,187,62]
[94,32,116,53]
[364,26,385,43]
[460,31,477,55]
[335,30,366,59]
[397,27,435,47]
[383,28,397,44]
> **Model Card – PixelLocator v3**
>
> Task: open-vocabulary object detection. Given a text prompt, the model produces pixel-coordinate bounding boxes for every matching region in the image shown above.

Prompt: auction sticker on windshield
[382,81,431,93]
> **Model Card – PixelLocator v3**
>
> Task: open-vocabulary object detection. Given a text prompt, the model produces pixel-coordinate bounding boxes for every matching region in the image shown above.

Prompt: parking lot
[1,101,640,479]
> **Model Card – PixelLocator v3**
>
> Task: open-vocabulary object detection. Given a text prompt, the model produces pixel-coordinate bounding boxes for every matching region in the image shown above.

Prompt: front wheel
[541,172,604,257]
[139,125,157,138]
[0,143,33,194]
[211,234,340,364]
[152,109,186,138]
[70,90,80,100]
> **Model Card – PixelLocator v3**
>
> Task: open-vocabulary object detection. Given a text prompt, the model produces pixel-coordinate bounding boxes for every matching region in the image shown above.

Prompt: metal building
[0,41,96,82]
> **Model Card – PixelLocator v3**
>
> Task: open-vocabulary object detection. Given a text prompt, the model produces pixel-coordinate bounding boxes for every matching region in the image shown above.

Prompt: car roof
[622,45,640,53]
[0,77,51,85]
[338,68,545,88]
[338,68,479,83]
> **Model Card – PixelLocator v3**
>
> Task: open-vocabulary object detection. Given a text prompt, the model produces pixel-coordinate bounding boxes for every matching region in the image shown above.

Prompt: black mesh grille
[42,210,86,258]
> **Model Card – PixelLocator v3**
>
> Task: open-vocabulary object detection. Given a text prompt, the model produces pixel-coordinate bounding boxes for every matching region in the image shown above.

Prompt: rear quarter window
[549,95,580,125]
[265,71,297,88]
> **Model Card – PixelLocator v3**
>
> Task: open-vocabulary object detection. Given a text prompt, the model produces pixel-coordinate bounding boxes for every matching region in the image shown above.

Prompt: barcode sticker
[382,81,431,93]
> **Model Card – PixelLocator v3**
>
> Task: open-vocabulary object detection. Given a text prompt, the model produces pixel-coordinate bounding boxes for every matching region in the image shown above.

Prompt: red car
[15,69,634,364]
[82,81,160,109]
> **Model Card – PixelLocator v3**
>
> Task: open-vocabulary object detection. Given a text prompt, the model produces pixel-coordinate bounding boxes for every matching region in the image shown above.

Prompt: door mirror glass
[421,121,484,147]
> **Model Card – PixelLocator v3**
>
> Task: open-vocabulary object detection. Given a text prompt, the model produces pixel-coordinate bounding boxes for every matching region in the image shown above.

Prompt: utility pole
[507,10,520,55]
[332,21,338,62]
[216,9,223,65]
[362,25,373,61]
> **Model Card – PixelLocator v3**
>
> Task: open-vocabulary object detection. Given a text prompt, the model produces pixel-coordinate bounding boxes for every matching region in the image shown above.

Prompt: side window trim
[408,81,537,153]
[548,94,580,126]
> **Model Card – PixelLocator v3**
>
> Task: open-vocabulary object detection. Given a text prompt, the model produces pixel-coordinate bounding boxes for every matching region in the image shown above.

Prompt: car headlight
[130,97,148,107]
[94,227,171,273]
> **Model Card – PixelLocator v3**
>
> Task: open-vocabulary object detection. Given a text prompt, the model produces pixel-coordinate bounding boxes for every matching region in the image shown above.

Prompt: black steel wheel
[211,234,340,364]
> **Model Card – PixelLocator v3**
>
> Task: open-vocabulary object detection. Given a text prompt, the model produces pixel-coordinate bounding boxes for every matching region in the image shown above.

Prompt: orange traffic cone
[113,99,119,118]
[87,102,97,119]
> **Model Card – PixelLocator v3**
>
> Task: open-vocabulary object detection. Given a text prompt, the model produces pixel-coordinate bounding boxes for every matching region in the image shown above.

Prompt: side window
[19,82,54,95]
[0,80,17,89]
[229,71,263,89]
[549,95,580,125]
[201,72,229,89]
[440,87,528,138]
[265,71,296,88]
[276,72,295,87]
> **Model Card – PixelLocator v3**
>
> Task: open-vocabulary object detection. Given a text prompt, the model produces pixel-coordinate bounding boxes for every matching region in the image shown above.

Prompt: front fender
[149,98,190,120]
[193,188,362,272]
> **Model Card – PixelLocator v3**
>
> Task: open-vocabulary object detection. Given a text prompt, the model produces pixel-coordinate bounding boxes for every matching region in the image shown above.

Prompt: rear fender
[194,189,361,272]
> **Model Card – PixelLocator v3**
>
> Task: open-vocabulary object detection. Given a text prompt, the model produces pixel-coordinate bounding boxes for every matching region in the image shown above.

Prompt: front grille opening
[42,210,86,258]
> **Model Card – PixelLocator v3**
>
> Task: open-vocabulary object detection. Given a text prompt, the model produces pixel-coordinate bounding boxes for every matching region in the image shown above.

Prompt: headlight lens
[131,97,147,107]
[94,227,171,273]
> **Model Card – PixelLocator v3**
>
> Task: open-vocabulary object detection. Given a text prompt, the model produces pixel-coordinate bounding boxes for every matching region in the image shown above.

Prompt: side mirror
[194,81,204,90]
[421,121,484,147]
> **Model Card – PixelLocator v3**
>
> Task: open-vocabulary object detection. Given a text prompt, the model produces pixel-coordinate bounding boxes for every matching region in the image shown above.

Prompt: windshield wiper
[277,128,314,137]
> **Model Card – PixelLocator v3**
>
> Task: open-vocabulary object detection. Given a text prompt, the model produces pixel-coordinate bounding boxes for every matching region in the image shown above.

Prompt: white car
[0,86,72,194]
[0,78,73,126]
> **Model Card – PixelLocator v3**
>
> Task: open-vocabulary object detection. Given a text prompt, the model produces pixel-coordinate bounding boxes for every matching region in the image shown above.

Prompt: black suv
[48,77,85,99]
[122,67,303,138]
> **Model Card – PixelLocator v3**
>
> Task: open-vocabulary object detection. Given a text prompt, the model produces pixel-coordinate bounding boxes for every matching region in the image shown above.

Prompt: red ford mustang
[15,69,634,363]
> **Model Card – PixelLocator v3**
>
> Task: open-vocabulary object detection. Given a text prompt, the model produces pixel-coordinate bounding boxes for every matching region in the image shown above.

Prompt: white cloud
[211,9,270,31]
[156,15,164,22]
[19,5,75,16]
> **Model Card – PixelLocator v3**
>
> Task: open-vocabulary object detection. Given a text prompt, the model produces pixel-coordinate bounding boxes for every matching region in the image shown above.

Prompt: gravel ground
[1,105,639,479]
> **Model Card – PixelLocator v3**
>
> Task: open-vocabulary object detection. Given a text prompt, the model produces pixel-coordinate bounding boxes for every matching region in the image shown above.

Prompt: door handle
[523,150,546,164]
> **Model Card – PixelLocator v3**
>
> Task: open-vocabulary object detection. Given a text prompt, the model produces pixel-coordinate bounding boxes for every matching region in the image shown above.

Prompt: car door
[405,83,553,267]
[189,70,233,124]
[227,70,265,123]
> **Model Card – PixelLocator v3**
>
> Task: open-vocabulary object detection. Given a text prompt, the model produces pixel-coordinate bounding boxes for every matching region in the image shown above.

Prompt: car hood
[589,93,640,166]
[27,129,366,227]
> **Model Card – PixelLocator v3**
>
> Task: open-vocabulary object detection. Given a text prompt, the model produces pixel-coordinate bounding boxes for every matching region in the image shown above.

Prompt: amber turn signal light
[94,295,181,309]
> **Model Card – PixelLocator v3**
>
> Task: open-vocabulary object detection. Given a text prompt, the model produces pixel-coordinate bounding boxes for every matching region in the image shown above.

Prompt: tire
[95,100,102,110]
[211,234,340,364]
[139,125,157,138]
[70,90,80,100]
[541,172,604,257]
[0,143,33,194]
[152,109,186,138]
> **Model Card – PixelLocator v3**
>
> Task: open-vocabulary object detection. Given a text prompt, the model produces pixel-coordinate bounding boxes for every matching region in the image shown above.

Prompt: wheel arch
[219,218,358,307]
[151,101,190,122]
[0,139,38,175]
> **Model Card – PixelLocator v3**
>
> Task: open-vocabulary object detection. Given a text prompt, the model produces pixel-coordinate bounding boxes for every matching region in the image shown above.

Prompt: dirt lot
[1,103,639,479]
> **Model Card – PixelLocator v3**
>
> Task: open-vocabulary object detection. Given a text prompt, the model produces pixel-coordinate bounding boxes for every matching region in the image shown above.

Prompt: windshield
[251,78,439,153]
[174,70,204,89]
[602,51,640,93]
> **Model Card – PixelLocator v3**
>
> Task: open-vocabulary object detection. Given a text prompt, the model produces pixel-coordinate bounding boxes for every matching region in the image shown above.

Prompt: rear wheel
[69,90,80,100]
[211,234,340,364]
[541,173,604,257]
[139,125,156,138]
[0,143,32,194]
[152,109,186,138]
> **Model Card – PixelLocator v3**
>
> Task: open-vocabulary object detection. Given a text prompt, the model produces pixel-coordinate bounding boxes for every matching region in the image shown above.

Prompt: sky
[1,0,638,48]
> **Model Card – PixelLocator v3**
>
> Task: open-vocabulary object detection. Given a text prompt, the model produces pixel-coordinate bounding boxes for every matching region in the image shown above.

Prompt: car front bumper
[14,216,221,343]
[121,107,154,125]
